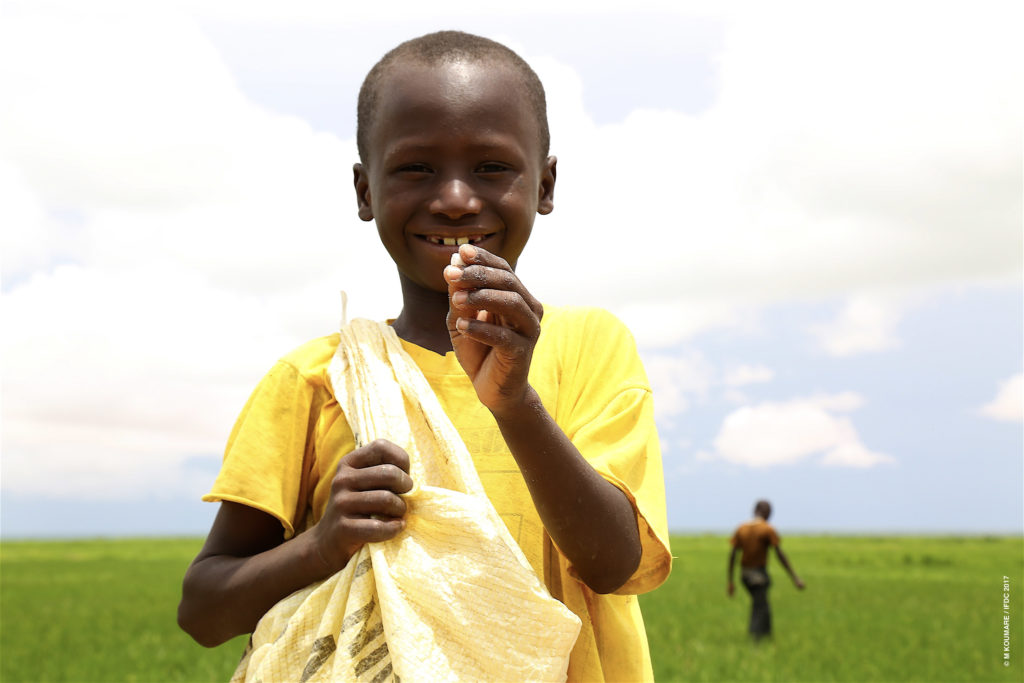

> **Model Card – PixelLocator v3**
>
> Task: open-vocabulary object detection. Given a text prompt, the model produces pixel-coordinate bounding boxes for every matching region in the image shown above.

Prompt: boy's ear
[353,163,374,222]
[537,155,557,215]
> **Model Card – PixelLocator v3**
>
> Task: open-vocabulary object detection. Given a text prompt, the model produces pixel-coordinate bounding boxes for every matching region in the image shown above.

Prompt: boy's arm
[489,388,642,593]
[178,501,329,647]
[445,245,641,594]
[727,545,740,596]
[774,545,806,589]
[178,440,413,647]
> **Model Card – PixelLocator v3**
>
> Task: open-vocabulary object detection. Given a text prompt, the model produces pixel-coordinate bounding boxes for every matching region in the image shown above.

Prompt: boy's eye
[397,163,432,174]
[476,162,511,175]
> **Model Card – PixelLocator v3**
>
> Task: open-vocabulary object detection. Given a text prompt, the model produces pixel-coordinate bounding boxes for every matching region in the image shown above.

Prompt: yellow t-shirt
[205,305,672,682]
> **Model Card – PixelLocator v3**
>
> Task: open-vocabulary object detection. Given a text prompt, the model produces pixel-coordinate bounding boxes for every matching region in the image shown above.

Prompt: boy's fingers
[345,517,406,544]
[335,439,414,493]
[447,245,543,320]
[453,315,534,356]
[449,289,541,339]
[344,438,411,473]
[455,243,503,269]
[337,489,408,518]
[446,266,543,321]
[336,463,414,494]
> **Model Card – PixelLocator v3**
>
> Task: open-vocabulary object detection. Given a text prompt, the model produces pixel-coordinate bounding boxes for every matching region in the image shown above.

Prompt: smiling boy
[179,31,671,681]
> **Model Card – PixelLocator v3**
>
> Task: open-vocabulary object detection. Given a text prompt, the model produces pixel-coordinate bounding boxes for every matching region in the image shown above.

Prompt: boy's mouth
[419,233,492,246]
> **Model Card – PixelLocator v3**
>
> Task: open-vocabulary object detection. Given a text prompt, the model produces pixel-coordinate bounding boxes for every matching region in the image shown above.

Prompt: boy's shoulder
[540,304,633,339]
[540,305,642,363]
[538,305,648,390]
[274,332,341,383]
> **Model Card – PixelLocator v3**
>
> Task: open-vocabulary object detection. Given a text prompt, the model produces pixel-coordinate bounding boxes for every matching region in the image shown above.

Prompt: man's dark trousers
[741,567,772,640]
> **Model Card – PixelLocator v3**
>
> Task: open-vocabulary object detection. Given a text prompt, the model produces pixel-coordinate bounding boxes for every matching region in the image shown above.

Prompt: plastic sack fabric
[231,319,581,683]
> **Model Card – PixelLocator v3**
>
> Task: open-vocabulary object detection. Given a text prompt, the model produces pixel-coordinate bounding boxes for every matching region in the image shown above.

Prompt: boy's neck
[392,275,454,356]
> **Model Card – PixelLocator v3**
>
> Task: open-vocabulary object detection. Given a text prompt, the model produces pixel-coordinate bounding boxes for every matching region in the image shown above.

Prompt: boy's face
[354,59,556,293]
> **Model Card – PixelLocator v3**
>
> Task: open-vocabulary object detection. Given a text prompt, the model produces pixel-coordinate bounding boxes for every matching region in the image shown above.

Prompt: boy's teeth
[427,234,486,246]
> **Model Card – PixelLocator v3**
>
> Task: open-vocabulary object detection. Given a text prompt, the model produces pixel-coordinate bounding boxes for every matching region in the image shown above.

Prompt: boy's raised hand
[444,244,543,415]
[311,439,413,572]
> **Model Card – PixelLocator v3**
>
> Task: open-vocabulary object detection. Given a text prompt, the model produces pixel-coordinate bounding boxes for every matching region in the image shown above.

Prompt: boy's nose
[430,178,482,219]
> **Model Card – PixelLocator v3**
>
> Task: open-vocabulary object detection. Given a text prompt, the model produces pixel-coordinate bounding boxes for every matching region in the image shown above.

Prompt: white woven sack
[232,319,580,683]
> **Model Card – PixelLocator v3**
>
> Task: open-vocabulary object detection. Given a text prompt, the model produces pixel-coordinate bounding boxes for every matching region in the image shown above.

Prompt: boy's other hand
[312,439,413,572]
[443,244,543,415]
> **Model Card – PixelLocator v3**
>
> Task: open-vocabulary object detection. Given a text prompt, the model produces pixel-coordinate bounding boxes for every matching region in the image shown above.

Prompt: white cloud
[0,161,66,279]
[641,350,715,419]
[641,353,781,425]
[979,373,1023,423]
[809,294,905,356]
[0,3,399,500]
[2,2,243,210]
[1,263,337,498]
[516,2,1021,345]
[606,298,755,351]
[819,442,892,469]
[0,1,1016,501]
[723,364,774,387]
[709,393,892,468]
[720,365,775,404]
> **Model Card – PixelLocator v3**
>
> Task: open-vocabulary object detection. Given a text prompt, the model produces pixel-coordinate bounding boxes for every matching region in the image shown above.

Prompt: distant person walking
[727,500,805,640]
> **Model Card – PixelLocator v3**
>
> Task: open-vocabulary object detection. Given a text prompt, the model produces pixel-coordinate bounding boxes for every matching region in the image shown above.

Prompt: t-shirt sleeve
[769,526,781,547]
[556,307,672,595]
[203,359,323,538]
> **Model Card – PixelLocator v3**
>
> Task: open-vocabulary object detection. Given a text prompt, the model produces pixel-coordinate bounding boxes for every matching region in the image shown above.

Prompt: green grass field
[1,535,1021,682]
[641,536,1023,682]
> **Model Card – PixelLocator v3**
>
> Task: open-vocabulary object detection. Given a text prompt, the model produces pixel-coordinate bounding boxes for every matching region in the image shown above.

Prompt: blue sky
[1,0,1021,537]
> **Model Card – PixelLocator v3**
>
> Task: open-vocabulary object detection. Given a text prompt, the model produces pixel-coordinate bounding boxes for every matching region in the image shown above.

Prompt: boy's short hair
[754,500,772,519]
[356,30,550,163]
